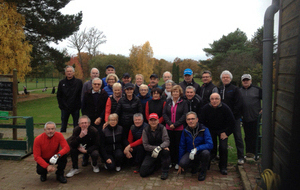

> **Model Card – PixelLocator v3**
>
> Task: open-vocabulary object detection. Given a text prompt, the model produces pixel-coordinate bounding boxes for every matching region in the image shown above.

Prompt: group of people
[33,65,262,183]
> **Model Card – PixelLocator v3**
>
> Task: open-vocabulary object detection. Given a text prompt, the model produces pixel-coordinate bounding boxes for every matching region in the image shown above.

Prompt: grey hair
[92,77,102,85]
[186,111,198,119]
[202,70,212,77]
[165,79,176,86]
[112,82,122,90]
[163,71,172,78]
[78,115,91,124]
[106,74,119,83]
[90,68,99,74]
[44,121,56,129]
[65,65,75,72]
[133,113,144,120]
[220,70,233,80]
[186,86,196,92]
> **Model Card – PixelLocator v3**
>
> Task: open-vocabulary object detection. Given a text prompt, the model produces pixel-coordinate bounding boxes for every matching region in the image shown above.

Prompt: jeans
[179,150,210,171]
[60,109,80,132]
[70,148,99,168]
[210,130,228,170]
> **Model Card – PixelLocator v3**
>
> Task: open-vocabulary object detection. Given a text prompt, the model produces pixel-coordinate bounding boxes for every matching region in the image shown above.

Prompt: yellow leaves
[129,41,154,83]
[0,2,32,81]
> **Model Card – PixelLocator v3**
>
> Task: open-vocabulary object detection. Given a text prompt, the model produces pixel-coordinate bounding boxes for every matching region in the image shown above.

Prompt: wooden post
[13,69,18,140]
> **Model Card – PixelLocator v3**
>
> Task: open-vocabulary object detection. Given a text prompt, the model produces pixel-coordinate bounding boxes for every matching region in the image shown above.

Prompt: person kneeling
[66,115,101,177]
[177,112,213,181]
[140,113,171,180]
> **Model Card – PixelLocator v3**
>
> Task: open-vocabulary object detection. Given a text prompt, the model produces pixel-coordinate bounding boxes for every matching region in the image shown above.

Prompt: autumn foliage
[0,1,32,81]
[66,56,84,80]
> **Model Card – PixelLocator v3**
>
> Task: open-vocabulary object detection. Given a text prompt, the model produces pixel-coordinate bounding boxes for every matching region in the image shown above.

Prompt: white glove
[151,146,162,158]
[80,144,87,149]
[49,154,59,164]
[189,148,197,160]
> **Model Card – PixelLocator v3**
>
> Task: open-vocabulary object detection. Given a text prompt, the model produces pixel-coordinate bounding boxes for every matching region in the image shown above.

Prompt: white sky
[52,0,279,62]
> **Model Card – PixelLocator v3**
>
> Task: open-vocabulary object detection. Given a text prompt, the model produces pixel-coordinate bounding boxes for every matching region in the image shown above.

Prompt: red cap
[149,113,159,120]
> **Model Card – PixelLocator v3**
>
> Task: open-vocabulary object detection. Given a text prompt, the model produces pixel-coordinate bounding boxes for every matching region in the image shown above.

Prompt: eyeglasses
[186,118,196,121]
[140,89,148,91]
[108,79,115,81]
[93,83,101,86]
[80,122,89,124]
[210,98,220,100]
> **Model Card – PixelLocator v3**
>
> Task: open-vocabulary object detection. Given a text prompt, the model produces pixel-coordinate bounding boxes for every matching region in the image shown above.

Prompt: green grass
[18,77,62,91]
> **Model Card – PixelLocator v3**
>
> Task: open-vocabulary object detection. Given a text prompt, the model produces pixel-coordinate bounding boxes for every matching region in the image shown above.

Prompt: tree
[9,0,82,76]
[152,59,172,78]
[0,1,32,81]
[129,41,154,83]
[67,57,83,79]
[85,27,107,57]
[178,59,201,77]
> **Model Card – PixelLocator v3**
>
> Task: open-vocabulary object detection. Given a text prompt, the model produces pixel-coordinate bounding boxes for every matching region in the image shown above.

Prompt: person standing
[81,68,99,101]
[219,70,244,165]
[161,71,172,91]
[179,68,201,94]
[199,70,219,106]
[57,65,82,132]
[102,65,116,89]
[183,86,203,119]
[33,122,70,183]
[239,74,262,157]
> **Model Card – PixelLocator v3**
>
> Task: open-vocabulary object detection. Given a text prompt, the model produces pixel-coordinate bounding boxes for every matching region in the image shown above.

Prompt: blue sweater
[178,123,213,162]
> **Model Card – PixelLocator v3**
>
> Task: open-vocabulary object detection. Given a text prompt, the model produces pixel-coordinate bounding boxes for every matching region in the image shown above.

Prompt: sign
[0,82,13,111]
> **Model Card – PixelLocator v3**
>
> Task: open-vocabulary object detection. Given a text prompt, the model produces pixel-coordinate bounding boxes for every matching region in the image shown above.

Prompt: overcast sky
[52,0,279,62]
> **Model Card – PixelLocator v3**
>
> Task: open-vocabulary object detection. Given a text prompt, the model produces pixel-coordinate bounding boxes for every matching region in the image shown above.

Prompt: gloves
[189,148,197,160]
[151,146,162,158]
[49,154,59,164]
[80,144,87,149]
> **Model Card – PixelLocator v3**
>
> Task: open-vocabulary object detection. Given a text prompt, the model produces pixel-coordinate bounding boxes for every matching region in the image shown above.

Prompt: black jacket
[163,97,188,130]
[199,81,219,106]
[69,125,100,155]
[82,89,108,124]
[240,85,262,122]
[219,83,243,119]
[179,79,201,94]
[200,103,235,136]
[183,94,203,119]
[57,77,82,111]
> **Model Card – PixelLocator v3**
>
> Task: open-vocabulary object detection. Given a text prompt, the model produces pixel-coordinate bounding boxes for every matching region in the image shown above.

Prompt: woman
[100,113,129,172]
[105,83,122,123]
[115,83,143,138]
[104,74,119,96]
[137,84,152,119]
[145,88,166,123]
[162,80,176,100]
[163,85,188,169]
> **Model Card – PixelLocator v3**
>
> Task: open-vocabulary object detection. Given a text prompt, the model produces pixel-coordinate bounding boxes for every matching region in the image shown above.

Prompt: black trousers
[243,120,258,154]
[210,130,228,170]
[36,154,67,176]
[167,130,182,164]
[60,109,80,132]
[233,119,244,159]
[105,149,124,170]
[140,149,171,177]
[179,150,210,171]
[130,144,146,167]
[70,148,99,168]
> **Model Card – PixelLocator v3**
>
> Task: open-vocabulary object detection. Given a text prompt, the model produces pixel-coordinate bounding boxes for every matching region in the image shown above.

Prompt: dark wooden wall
[273,0,300,188]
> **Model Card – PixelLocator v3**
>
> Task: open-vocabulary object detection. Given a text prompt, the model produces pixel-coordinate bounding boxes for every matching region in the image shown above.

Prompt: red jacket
[33,132,70,169]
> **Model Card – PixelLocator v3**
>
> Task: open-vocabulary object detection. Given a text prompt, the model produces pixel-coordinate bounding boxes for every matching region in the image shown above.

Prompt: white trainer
[116,166,121,172]
[238,159,244,165]
[175,164,179,170]
[66,168,80,177]
[91,163,100,173]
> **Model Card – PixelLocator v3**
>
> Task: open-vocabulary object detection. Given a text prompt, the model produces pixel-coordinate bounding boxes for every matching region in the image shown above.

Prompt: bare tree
[85,27,107,57]
[68,28,88,69]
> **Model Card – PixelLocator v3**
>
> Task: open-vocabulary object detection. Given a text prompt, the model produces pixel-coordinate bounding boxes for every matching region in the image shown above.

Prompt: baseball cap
[149,113,159,120]
[106,65,115,69]
[184,68,193,76]
[124,83,134,89]
[123,73,130,78]
[241,74,252,81]
[150,74,158,78]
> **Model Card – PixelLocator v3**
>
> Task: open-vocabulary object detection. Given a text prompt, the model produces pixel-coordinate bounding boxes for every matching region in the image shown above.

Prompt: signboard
[0,82,13,111]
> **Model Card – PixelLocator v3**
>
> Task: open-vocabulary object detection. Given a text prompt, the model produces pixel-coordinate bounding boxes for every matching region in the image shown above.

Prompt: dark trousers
[105,149,124,170]
[60,109,80,132]
[167,130,182,164]
[70,148,99,168]
[210,131,228,170]
[243,120,258,154]
[179,150,210,171]
[233,119,244,159]
[36,154,67,176]
[140,149,170,177]
[130,144,146,167]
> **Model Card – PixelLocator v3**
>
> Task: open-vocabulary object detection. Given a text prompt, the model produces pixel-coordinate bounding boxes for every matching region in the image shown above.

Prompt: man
[121,73,132,92]
[239,74,262,157]
[124,113,149,173]
[200,93,235,175]
[57,65,83,132]
[66,115,101,177]
[140,113,170,180]
[177,112,213,181]
[81,68,100,101]
[199,70,219,106]
[148,74,162,92]
[102,65,116,89]
[184,86,203,119]
[33,122,70,183]
[219,70,244,165]
[179,68,201,94]
[161,71,172,91]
